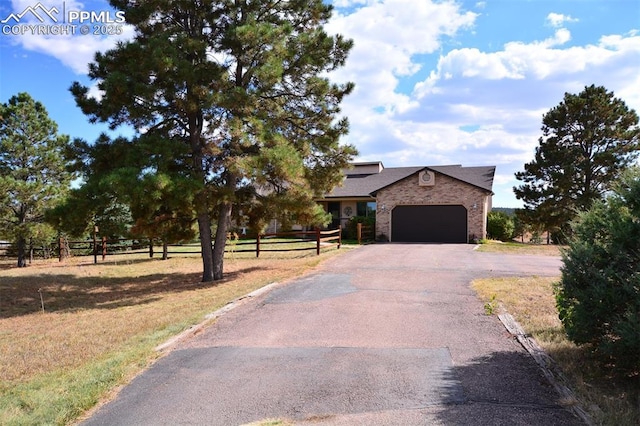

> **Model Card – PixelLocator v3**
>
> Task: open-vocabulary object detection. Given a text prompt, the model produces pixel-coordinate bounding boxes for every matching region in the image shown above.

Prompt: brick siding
[375,172,491,242]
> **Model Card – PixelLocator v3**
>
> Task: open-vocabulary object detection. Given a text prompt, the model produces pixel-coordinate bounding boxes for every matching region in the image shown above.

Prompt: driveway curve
[83,244,582,426]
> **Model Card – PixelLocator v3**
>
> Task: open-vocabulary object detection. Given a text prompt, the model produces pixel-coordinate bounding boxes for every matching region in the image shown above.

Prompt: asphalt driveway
[83,244,583,425]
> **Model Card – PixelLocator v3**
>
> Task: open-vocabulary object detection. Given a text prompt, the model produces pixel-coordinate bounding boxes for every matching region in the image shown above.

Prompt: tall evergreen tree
[514,85,640,240]
[62,133,198,256]
[0,93,73,267]
[48,135,136,240]
[71,0,356,281]
[124,134,198,259]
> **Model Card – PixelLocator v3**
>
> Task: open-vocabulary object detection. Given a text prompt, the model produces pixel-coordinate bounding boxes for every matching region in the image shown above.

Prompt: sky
[1,0,639,208]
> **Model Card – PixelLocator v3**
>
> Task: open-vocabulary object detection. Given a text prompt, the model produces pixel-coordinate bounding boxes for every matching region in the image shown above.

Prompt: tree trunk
[198,208,215,282]
[189,112,214,281]
[212,201,232,281]
[162,240,168,260]
[16,237,27,267]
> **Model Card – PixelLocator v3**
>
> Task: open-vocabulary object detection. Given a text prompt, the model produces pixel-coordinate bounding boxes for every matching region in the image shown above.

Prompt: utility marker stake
[38,288,45,313]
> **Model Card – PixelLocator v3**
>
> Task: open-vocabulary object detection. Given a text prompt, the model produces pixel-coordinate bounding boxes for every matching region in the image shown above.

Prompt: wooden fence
[154,229,341,259]
[0,241,10,257]
[0,241,57,262]
[356,223,375,244]
[83,228,341,262]
[0,229,342,264]
[254,229,341,257]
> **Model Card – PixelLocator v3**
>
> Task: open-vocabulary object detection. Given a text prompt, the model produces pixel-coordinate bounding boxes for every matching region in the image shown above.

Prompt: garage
[391,205,468,243]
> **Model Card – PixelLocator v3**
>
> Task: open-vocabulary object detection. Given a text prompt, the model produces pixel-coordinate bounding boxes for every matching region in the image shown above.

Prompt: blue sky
[1,0,639,207]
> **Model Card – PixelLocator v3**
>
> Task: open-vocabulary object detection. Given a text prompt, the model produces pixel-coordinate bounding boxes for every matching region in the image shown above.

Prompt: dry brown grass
[0,253,337,383]
[473,276,640,425]
[0,249,344,424]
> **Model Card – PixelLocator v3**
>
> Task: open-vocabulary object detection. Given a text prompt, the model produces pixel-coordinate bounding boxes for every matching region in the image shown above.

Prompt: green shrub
[344,216,375,240]
[486,211,515,241]
[555,168,640,375]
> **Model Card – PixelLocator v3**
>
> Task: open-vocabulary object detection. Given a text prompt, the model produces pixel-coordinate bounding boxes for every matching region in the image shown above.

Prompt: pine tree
[556,167,640,374]
[49,132,197,250]
[125,137,198,260]
[0,93,73,267]
[514,85,640,241]
[48,135,136,240]
[71,0,356,281]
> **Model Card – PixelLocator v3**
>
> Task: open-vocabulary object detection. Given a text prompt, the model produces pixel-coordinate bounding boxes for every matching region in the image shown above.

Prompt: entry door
[328,202,341,229]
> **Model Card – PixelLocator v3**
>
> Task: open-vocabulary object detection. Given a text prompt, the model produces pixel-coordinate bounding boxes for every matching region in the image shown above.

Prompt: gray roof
[324,165,495,198]
[427,165,495,193]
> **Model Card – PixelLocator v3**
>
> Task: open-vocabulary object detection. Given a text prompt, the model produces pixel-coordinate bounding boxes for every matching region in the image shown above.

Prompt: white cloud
[5,0,134,74]
[326,0,477,117]
[86,82,104,101]
[413,29,588,90]
[414,30,640,100]
[546,12,579,28]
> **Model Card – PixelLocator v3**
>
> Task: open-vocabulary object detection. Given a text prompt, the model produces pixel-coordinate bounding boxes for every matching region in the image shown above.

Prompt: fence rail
[356,223,375,244]
[255,229,341,257]
[0,241,11,257]
[0,229,342,264]
[0,241,57,261]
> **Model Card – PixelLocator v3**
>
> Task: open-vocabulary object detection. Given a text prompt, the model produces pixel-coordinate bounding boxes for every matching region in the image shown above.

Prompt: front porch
[317,199,377,230]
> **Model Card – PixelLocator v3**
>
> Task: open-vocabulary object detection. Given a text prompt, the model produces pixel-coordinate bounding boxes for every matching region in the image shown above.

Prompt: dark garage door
[391,205,467,243]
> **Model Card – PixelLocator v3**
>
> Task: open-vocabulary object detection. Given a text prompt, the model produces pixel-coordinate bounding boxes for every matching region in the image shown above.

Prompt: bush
[344,216,375,240]
[555,168,640,375]
[486,211,515,241]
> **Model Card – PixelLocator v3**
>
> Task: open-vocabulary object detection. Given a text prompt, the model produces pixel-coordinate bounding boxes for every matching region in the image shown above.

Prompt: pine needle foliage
[71,0,356,281]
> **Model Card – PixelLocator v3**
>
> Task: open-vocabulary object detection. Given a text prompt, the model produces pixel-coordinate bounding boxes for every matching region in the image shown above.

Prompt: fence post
[316,228,321,255]
[256,233,260,258]
[102,237,107,261]
[338,227,342,249]
[357,222,362,245]
[93,228,98,264]
[149,239,154,258]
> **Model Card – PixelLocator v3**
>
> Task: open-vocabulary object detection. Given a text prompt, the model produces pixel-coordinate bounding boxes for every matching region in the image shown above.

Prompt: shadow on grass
[0,262,265,319]
[0,259,19,271]
[434,350,585,425]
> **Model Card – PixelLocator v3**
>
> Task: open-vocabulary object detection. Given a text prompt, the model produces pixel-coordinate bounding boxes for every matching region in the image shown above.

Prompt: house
[317,162,495,243]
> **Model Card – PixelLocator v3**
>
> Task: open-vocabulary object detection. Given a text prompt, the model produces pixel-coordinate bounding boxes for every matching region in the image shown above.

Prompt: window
[356,201,376,218]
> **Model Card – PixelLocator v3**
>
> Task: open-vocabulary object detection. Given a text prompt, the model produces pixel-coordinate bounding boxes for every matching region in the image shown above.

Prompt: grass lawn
[472,246,639,425]
[0,247,345,425]
[475,239,564,256]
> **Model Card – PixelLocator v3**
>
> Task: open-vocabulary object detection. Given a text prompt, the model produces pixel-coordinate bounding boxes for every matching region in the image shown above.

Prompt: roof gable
[324,164,495,198]
[428,165,495,193]
[326,166,423,198]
